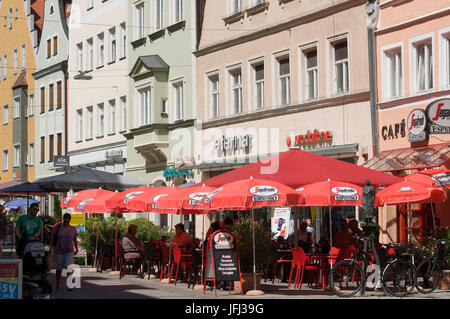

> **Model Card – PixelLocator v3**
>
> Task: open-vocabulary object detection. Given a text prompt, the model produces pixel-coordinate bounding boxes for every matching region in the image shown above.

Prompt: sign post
[204,230,242,296]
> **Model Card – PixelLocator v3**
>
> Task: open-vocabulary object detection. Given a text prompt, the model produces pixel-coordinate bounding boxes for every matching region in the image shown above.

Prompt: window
[40,136,45,163]
[173,82,183,121]
[49,135,54,162]
[333,41,349,94]
[86,106,93,139]
[28,94,34,117]
[2,149,8,171]
[86,38,93,71]
[415,42,433,92]
[305,50,318,100]
[208,74,219,119]
[28,143,34,166]
[97,103,105,137]
[57,133,62,156]
[139,88,151,126]
[53,36,58,56]
[76,42,83,72]
[108,99,116,134]
[57,81,62,109]
[109,28,116,63]
[40,87,45,113]
[76,109,83,141]
[49,83,54,111]
[278,57,290,105]
[3,54,6,80]
[13,144,20,168]
[120,23,126,59]
[21,44,25,71]
[230,0,242,14]
[136,3,145,40]
[13,48,17,75]
[47,39,51,59]
[230,69,242,114]
[97,33,104,67]
[253,63,265,110]
[384,49,403,98]
[161,99,168,115]
[156,0,164,29]
[9,7,12,29]
[2,104,8,125]
[119,96,127,132]
[174,0,183,23]
[0,57,2,80]
[13,97,20,119]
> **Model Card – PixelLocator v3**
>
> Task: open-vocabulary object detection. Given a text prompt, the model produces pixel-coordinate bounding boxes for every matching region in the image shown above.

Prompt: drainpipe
[366,0,380,156]
[63,61,69,163]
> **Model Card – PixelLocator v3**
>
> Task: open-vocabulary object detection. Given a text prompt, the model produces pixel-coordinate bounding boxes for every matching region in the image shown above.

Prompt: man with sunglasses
[15,203,43,256]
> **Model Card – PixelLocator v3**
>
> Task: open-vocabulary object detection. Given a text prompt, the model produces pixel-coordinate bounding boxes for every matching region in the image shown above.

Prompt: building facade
[364,0,450,243]
[67,0,128,175]
[0,0,44,183]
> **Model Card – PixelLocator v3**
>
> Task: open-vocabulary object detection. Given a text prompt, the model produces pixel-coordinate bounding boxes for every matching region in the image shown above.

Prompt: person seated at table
[333,219,358,260]
[170,223,193,251]
[348,219,365,242]
[122,224,145,260]
[297,221,314,253]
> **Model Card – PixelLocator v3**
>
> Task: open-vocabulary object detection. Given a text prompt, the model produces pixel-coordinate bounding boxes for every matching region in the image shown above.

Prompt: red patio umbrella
[61,189,114,211]
[124,186,181,213]
[404,169,450,188]
[154,184,216,214]
[374,180,447,206]
[104,186,155,212]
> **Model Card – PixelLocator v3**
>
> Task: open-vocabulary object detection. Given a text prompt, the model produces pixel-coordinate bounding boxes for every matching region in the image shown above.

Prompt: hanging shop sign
[426,98,450,134]
[53,156,70,167]
[381,120,406,140]
[286,130,332,148]
[163,166,193,178]
[214,135,251,151]
[406,109,428,142]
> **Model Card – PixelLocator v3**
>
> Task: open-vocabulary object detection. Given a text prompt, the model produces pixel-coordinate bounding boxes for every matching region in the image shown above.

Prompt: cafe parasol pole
[246,206,264,296]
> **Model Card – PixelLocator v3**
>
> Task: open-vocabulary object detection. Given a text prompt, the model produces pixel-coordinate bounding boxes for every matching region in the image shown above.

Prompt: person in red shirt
[170,223,192,251]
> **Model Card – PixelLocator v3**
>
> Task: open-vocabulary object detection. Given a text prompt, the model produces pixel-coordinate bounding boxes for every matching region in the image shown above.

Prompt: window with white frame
[76,42,83,72]
[3,54,7,80]
[139,87,151,126]
[136,3,145,40]
[21,44,25,71]
[333,41,349,94]
[230,0,242,14]
[414,42,433,92]
[278,57,291,105]
[28,143,34,166]
[253,63,265,110]
[2,104,8,125]
[304,49,318,100]
[174,0,183,23]
[120,23,126,59]
[0,57,2,81]
[119,96,127,132]
[161,98,168,115]
[155,0,164,30]
[76,109,83,141]
[97,33,104,67]
[384,48,403,98]
[13,48,17,75]
[108,99,116,134]
[13,144,20,168]
[439,31,450,88]
[86,106,93,139]
[97,103,104,137]
[173,82,183,121]
[445,35,450,87]
[28,94,34,117]
[9,7,12,29]
[86,38,93,71]
[109,27,116,63]
[13,97,20,119]
[2,149,8,171]
[208,74,219,119]
[230,68,242,114]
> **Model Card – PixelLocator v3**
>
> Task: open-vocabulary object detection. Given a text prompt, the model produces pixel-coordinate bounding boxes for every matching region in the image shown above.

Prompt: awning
[362,143,450,173]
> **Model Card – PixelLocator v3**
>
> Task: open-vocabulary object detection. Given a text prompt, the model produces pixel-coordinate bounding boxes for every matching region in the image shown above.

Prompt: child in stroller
[21,240,52,298]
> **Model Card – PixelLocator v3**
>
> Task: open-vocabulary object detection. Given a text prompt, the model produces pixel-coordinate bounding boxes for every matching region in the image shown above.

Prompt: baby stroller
[22,240,52,298]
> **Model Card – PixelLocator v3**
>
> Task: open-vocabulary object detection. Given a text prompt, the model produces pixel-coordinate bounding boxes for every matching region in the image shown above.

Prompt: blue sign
[0,281,19,299]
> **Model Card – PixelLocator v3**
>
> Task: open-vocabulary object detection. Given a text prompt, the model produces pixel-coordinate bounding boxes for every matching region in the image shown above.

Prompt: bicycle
[415,239,449,294]
[329,236,417,297]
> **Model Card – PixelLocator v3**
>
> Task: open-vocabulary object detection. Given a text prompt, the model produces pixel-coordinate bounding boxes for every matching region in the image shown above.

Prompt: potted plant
[232,216,273,294]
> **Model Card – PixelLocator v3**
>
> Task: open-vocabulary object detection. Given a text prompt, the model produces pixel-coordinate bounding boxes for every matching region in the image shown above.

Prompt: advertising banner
[272,207,291,239]
[0,260,22,299]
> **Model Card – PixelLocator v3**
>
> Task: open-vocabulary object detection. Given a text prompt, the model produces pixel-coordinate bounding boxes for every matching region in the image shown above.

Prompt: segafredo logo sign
[249,185,279,202]
[213,231,235,250]
[188,192,210,206]
[426,99,450,134]
[407,109,427,142]
[203,187,223,204]
[64,193,79,205]
[123,191,144,204]
[432,173,450,187]
[76,198,94,210]
[399,187,413,192]
[151,194,168,209]
[331,187,359,201]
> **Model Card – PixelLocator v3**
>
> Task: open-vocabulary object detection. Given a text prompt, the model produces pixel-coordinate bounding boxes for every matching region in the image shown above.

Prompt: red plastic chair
[293,248,321,289]
[118,241,141,279]
[168,245,193,285]
[159,243,170,281]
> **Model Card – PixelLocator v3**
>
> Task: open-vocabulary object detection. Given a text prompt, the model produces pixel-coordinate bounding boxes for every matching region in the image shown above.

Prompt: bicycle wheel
[416,259,442,294]
[382,260,417,297]
[329,259,363,297]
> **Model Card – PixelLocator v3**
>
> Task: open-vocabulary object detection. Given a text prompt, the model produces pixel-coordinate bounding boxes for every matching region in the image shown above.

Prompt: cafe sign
[214,135,251,151]
[407,109,427,142]
[426,98,450,134]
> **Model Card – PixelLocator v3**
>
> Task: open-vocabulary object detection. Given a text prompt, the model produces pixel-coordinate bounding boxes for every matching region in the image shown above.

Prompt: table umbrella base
[246,290,264,296]
[109,271,120,276]
[193,285,203,290]
[88,268,97,272]
[160,278,171,284]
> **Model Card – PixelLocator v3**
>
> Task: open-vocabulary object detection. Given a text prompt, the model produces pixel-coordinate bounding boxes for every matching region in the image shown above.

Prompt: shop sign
[407,109,427,142]
[163,167,193,178]
[381,120,406,140]
[54,156,70,167]
[426,99,450,134]
[69,213,85,226]
[286,130,332,148]
[214,135,251,151]
[105,150,123,160]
